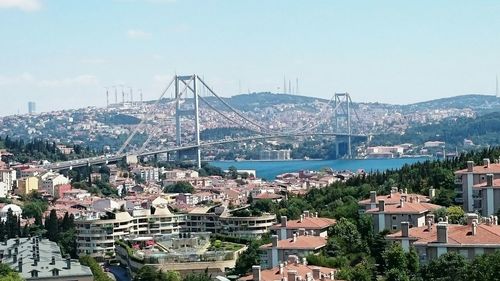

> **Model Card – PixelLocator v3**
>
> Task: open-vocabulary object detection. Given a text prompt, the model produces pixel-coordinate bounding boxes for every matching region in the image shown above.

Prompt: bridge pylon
[175,75,201,169]
[333,93,354,159]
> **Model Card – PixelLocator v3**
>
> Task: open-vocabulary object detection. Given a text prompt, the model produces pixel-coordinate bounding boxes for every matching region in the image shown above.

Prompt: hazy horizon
[1,0,499,116]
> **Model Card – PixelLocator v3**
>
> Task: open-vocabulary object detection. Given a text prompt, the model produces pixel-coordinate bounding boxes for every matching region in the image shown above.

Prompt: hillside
[372,111,500,147]
[402,94,500,113]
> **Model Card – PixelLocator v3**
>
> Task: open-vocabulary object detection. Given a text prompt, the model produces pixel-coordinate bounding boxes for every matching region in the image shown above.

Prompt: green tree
[385,268,410,281]
[446,206,465,224]
[383,243,407,273]
[466,251,500,281]
[79,256,114,281]
[406,247,419,277]
[420,252,468,281]
[232,240,261,275]
[227,166,238,179]
[45,209,59,241]
[164,182,194,194]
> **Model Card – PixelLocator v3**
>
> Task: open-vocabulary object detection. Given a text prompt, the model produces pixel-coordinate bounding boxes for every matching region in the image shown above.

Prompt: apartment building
[16,176,39,196]
[39,172,70,196]
[0,168,16,193]
[259,234,327,269]
[185,205,277,238]
[270,211,336,239]
[366,197,441,232]
[455,159,500,214]
[386,214,500,263]
[131,166,160,182]
[75,206,186,260]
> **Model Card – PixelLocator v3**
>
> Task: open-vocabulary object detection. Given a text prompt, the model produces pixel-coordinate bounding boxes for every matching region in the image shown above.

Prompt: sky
[0,0,499,116]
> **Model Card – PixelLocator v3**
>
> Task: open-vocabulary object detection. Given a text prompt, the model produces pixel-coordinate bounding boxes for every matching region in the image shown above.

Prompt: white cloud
[0,72,34,85]
[153,74,171,83]
[80,58,107,64]
[0,0,41,12]
[127,29,152,40]
[38,75,99,87]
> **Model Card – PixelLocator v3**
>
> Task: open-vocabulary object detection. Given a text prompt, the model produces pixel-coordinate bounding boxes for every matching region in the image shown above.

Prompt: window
[392,216,397,220]
[392,225,397,230]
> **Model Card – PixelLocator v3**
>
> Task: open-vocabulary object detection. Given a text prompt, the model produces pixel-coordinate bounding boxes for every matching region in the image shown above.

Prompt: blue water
[210,157,430,180]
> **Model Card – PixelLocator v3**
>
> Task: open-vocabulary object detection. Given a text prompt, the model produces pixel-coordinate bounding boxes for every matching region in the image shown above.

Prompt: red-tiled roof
[387,223,500,246]
[455,163,500,174]
[473,179,500,189]
[260,236,327,250]
[366,202,441,214]
[270,217,336,230]
[239,264,342,281]
[358,192,430,205]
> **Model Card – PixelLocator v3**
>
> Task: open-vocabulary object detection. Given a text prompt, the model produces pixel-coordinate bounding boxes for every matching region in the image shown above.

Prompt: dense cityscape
[2,1,500,281]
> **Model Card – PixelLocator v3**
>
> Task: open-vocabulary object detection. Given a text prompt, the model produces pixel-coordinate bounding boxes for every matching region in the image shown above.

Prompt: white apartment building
[0,168,16,193]
[75,206,186,260]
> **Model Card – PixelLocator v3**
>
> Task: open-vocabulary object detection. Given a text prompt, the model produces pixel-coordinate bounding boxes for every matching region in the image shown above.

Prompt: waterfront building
[386,214,500,263]
[0,236,93,280]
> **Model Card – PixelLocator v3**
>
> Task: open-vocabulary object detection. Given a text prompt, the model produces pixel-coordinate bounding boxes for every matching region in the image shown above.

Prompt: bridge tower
[333,93,354,158]
[175,75,201,169]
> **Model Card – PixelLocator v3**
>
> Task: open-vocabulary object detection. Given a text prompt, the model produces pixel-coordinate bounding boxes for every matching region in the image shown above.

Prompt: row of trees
[133,266,213,281]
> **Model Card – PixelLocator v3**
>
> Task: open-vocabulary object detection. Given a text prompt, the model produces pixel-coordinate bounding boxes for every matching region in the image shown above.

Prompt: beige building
[40,172,70,196]
[16,176,39,195]
[358,188,433,212]
[387,214,500,263]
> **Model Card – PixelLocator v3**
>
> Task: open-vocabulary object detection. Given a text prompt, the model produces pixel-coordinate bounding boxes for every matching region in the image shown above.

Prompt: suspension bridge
[45,74,368,171]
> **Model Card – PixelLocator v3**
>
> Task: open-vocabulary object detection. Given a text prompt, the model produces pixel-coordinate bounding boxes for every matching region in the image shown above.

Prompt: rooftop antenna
[121,86,125,104]
[283,75,287,94]
[105,87,109,107]
[496,75,498,98]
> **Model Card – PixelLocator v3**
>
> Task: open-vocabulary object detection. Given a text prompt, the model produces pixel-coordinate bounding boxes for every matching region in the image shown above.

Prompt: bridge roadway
[44,132,367,171]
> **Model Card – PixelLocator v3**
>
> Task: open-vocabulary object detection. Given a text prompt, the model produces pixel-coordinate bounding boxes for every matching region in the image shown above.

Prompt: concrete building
[75,206,186,260]
[132,166,160,182]
[366,197,441,232]
[270,211,336,240]
[16,176,39,196]
[455,159,500,215]
[40,173,70,197]
[0,236,93,280]
[260,150,291,161]
[219,209,276,238]
[259,234,327,269]
[386,214,500,264]
[28,101,36,114]
[0,168,16,193]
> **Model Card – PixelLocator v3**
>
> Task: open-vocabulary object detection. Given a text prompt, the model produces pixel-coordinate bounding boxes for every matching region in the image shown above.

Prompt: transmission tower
[333,92,354,158]
[175,75,201,168]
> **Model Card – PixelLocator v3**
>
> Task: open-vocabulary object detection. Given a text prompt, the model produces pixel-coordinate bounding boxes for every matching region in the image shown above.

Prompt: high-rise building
[28,101,36,114]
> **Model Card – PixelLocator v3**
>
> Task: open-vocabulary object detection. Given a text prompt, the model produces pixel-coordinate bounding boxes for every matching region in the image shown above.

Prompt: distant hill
[402,94,500,113]
[372,111,500,147]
